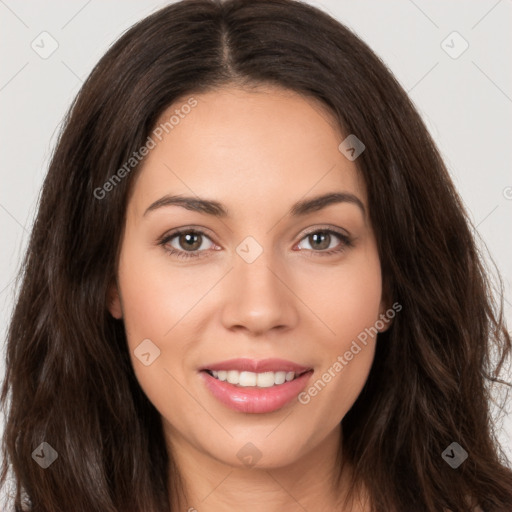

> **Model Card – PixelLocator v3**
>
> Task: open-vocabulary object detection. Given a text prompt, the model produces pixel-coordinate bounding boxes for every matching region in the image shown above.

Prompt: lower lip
[200,370,313,414]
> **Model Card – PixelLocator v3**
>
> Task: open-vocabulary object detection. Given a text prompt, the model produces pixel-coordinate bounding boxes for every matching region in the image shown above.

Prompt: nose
[220,247,299,337]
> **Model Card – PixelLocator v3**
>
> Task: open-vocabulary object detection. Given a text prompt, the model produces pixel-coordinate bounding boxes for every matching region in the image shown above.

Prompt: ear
[107,280,123,319]
[376,284,395,333]
[377,299,393,333]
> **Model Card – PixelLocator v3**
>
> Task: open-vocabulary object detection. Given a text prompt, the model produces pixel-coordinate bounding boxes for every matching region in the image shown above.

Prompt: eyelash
[157,227,354,260]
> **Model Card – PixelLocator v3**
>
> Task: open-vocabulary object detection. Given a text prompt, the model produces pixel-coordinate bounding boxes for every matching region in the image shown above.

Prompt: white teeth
[208,370,301,387]
[239,371,257,387]
[259,371,280,387]
[227,370,239,385]
[274,371,286,385]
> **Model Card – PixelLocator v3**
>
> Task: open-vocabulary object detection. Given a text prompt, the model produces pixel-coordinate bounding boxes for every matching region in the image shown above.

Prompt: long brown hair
[1,0,511,510]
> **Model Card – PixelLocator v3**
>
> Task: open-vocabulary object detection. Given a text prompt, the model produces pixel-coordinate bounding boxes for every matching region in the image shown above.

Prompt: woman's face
[109,84,389,470]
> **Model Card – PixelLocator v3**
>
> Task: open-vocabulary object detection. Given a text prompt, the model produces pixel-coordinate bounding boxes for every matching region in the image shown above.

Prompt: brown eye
[159,229,215,260]
[308,231,331,250]
[296,229,353,257]
[177,232,202,251]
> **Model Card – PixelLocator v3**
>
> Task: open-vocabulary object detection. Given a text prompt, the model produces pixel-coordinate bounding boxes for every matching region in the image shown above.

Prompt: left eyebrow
[143,191,366,218]
[289,192,366,217]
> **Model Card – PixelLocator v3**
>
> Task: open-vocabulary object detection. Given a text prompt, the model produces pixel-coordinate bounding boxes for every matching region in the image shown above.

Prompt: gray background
[1,0,511,496]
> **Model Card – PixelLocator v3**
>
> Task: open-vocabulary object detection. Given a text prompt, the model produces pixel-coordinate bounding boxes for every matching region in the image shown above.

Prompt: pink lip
[198,358,314,414]
[199,357,312,374]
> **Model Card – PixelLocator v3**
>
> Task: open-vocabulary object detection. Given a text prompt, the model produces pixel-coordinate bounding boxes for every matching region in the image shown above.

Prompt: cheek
[115,239,229,409]
[295,249,382,416]
[115,249,203,420]
[116,241,211,343]
[303,248,383,348]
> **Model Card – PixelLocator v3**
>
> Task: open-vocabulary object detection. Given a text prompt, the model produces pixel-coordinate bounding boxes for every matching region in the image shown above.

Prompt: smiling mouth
[203,369,312,388]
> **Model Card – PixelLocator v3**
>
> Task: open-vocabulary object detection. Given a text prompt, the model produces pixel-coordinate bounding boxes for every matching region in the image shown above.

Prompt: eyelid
[157,224,353,259]
[293,226,354,255]
[157,225,216,243]
[156,226,217,251]
[298,224,351,239]
[158,223,352,241]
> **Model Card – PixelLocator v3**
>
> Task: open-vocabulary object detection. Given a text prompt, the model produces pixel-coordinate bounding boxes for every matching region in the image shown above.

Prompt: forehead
[129,85,367,218]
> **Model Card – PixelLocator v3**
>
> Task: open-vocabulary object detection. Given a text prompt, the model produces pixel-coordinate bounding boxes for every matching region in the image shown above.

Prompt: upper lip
[199,358,313,374]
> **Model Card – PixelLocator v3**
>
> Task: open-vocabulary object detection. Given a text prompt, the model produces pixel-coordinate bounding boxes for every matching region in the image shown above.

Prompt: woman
[1,0,511,510]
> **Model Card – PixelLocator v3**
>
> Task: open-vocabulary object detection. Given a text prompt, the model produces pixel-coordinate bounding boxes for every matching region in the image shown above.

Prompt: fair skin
[109,84,390,511]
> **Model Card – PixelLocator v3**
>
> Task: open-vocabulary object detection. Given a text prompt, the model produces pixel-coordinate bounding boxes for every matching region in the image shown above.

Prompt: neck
[165,423,368,512]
